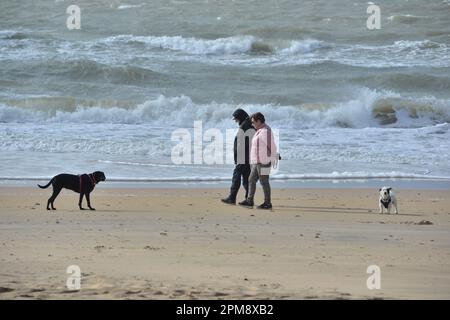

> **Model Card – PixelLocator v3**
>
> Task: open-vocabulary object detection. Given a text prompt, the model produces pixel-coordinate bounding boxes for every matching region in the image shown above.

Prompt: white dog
[379,187,398,214]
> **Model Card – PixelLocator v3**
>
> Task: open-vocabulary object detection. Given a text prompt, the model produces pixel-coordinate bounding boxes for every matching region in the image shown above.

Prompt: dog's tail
[37,178,53,189]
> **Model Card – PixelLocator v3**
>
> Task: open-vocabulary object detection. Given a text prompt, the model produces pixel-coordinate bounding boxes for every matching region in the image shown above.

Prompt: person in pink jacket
[239,112,277,209]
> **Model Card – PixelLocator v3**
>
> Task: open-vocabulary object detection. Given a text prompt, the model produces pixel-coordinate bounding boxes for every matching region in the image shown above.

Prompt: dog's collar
[380,197,391,208]
[88,174,97,185]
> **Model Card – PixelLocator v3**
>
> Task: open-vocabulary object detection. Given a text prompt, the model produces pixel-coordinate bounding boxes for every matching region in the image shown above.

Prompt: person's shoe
[238,199,254,208]
[257,202,272,210]
[221,197,236,205]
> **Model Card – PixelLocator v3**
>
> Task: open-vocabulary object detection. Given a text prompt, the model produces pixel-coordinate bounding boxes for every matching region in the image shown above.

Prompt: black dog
[38,171,106,210]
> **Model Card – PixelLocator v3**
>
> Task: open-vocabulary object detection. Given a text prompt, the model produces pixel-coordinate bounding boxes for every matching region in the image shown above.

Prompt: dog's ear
[387,187,392,192]
[378,188,381,191]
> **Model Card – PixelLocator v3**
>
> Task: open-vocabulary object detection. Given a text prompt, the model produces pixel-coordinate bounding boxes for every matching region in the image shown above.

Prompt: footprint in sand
[60,289,80,293]
[0,287,14,293]
[144,246,163,251]
[214,292,229,297]
[94,245,106,252]
[124,290,141,295]
[172,289,186,296]
[415,220,433,225]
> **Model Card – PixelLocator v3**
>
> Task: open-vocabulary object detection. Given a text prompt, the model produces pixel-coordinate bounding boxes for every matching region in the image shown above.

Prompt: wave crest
[102,35,324,56]
[1,89,449,129]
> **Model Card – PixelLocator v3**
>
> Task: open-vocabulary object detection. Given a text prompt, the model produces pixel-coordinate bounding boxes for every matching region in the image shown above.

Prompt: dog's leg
[379,202,383,214]
[86,193,95,211]
[79,193,85,210]
[394,202,398,214]
[49,187,62,210]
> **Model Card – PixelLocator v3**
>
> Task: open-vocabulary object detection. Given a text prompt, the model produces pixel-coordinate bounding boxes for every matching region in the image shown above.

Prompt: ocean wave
[393,40,446,51]
[366,72,450,93]
[1,89,449,128]
[97,160,211,169]
[332,40,450,68]
[94,35,449,67]
[50,59,162,83]
[2,96,133,114]
[271,171,450,181]
[103,34,257,55]
[387,14,427,24]
[117,4,144,10]
[101,35,325,56]
[279,39,325,55]
[0,30,28,40]
[1,32,326,62]
[2,31,449,67]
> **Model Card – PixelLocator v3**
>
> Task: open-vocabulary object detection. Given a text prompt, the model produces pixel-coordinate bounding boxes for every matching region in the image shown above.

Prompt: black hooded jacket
[233,111,254,165]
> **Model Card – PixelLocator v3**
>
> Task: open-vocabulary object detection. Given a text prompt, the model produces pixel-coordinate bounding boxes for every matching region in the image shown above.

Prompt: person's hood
[232,109,249,124]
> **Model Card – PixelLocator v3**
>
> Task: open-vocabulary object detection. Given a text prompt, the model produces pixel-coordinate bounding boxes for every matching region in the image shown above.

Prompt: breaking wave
[1,89,449,129]
[2,30,449,67]
[101,35,326,56]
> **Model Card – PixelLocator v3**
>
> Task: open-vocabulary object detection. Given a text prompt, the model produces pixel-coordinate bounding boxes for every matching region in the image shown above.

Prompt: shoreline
[2,178,450,190]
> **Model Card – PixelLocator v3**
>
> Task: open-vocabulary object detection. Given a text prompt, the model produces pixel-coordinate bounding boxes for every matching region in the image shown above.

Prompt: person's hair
[251,112,265,123]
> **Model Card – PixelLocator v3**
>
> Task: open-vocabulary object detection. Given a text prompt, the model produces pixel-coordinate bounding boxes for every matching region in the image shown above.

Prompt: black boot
[238,199,254,208]
[221,197,236,205]
[257,202,272,210]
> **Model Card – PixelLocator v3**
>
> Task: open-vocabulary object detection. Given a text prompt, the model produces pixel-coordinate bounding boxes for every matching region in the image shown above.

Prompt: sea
[1,0,450,187]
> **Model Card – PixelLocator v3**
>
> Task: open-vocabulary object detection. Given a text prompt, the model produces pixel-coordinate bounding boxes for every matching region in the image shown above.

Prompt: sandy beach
[0,186,449,300]
[2,0,450,304]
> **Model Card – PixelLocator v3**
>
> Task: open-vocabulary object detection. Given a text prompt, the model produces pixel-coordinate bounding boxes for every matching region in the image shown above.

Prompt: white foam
[416,123,449,135]
[101,35,327,57]
[272,171,450,180]
[279,39,325,55]
[117,4,143,10]
[336,40,450,68]
[1,89,449,129]
[2,171,449,182]
[104,34,256,55]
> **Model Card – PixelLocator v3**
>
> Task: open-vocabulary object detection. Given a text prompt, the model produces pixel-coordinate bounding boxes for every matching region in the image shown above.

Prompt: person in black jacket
[221,109,255,204]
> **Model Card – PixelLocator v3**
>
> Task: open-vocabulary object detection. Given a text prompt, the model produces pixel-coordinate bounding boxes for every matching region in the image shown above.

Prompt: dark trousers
[228,164,251,201]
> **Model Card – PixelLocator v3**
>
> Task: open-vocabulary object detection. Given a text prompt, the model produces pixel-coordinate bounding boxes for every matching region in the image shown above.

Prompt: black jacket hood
[232,109,249,124]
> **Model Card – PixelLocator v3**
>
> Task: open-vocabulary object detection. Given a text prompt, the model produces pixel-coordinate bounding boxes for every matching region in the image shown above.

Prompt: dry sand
[0,186,449,299]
